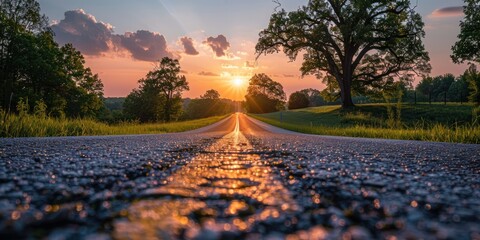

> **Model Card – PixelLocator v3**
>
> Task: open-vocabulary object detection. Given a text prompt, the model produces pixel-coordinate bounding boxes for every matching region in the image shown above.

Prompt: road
[0,113,479,239]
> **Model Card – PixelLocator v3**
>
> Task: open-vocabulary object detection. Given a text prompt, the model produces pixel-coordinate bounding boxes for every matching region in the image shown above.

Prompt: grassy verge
[0,112,228,138]
[250,103,480,144]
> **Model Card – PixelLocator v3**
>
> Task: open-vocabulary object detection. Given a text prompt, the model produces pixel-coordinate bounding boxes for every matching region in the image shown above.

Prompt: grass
[250,103,480,144]
[0,111,228,138]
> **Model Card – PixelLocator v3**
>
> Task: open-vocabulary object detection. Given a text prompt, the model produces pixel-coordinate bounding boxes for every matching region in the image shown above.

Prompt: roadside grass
[0,111,228,138]
[250,103,480,144]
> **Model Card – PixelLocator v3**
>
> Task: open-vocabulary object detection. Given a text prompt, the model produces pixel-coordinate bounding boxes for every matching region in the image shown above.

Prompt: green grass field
[250,103,480,144]
[0,112,228,138]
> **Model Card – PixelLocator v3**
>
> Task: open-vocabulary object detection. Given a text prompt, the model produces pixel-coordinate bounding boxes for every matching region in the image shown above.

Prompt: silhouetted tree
[452,0,480,64]
[124,57,188,122]
[245,74,286,113]
[256,0,430,108]
[288,91,310,109]
[186,89,235,119]
[432,74,455,104]
[201,89,220,100]
[416,77,434,104]
[145,57,189,122]
[300,88,325,106]
[448,74,470,104]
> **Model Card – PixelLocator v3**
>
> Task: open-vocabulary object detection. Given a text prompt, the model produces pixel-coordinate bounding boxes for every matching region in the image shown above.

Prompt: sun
[232,77,244,87]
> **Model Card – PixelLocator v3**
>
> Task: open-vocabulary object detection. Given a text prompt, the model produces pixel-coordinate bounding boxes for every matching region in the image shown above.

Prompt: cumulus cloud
[120,30,174,62]
[198,71,220,76]
[51,9,114,55]
[204,35,230,57]
[179,36,199,55]
[51,9,175,62]
[430,6,464,18]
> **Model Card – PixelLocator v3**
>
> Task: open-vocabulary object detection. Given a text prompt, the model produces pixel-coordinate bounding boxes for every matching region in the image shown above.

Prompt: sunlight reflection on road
[112,113,302,239]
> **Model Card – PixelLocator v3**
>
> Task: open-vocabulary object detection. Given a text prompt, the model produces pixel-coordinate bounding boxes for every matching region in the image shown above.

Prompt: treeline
[242,68,480,115]
[414,65,479,104]
[101,91,237,124]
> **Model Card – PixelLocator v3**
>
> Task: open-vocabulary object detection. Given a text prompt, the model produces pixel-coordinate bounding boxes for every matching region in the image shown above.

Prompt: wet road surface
[0,113,479,239]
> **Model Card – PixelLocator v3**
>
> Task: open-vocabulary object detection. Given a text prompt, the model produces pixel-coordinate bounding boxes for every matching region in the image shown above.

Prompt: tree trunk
[340,78,355,108]
[164,99,171,122]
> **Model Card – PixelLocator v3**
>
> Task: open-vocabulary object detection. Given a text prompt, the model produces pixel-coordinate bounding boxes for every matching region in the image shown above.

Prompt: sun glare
[232,78,244,87]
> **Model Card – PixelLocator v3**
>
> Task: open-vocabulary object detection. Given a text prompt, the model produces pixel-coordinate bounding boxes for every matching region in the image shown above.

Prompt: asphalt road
[0,113,479,239]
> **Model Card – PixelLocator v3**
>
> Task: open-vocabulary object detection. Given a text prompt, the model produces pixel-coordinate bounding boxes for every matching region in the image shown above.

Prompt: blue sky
[37,0,469,99]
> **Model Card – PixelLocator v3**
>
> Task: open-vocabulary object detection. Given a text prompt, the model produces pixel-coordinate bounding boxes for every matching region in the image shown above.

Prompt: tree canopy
[186,89,235,119]
[464,65,480,105]
[0,0,104,118]
[256,0,430,108]
[451,0,480,64]
[288,91,310,109]
[124,57,188,122]
[245,74,286,113]
[300,88,325,107]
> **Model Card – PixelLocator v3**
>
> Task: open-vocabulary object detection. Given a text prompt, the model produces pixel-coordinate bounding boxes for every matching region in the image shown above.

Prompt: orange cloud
[429,6,464,18]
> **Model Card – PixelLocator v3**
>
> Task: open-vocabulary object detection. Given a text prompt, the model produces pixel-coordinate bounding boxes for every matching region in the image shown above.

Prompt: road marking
[113,112,300,239]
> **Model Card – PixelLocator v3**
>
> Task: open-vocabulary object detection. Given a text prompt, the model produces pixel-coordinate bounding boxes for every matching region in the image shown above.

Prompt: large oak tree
[256,0,430,108]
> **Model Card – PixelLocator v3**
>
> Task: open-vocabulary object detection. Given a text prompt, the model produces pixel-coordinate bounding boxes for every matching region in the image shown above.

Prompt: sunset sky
[37,0,469,100]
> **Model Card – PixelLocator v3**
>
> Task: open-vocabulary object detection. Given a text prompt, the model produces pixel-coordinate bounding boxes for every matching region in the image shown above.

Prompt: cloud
[120,30,174,62]
[179,36,199,55]
[221,64,239,69]
[51,9,114,55]
[283,74,295,78]
[51,9,175,62]
[198,71,220,76]
[243,61,257,70]
[204,35,230,57]
[430,6,464,18]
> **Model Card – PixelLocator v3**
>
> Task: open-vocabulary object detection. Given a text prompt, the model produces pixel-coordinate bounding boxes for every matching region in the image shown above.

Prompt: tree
[1,0,49,111]
[256,0,430,108]
[448,74,470,103]
[288,91,310,109]
[124,57,188,122]
[245,74,286,113]
[465,64,480,105]
[144,57,189,122]
[61,44,104,117]
[0,0,104,118]
[416,77,434,104]
[300,88,325,106]
[186,89,235,119]
[451,0,480,64]
[432,74,455,104]
[201,89,220,100]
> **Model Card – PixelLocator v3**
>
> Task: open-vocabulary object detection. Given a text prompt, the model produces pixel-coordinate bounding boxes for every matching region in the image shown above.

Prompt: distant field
[250,103,480,144]
[0,113,228,138]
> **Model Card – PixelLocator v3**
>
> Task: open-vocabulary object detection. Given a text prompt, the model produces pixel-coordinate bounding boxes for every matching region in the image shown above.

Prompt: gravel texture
[0,114,479,239]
